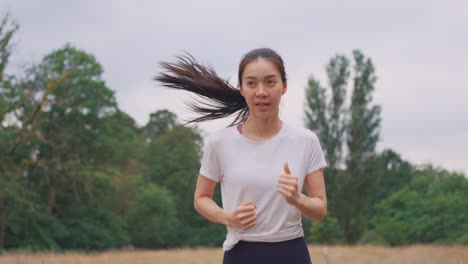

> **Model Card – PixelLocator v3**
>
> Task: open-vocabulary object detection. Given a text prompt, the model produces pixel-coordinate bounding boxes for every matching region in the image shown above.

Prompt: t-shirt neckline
[233,121,286,144]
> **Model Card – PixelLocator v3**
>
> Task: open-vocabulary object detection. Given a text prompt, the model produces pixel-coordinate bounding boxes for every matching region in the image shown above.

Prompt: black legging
[223,237,312,264]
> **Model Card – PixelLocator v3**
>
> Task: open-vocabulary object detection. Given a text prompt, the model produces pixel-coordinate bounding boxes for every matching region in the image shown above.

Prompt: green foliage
[371,149,413,203]
[142,120,227,246]
[372,169,468,246]
[184,213,226,247]
[127,183,181,248]
[0,173,58,250]
[308,214,345,244]
[455,232,468,245]
[144,123,202,221]
[97,110,144,173]
[58,203,129,250]
[144,109,177,140]
[0,37,140,250]
[305,54,349,169]
[53,170,130,250]
[182,184,225,247]
[6,210,66,251]
[305,50,382,244]
[0,13,18,81]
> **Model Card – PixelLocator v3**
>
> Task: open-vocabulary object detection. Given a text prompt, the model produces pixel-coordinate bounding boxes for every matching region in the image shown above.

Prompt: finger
[242,200,253,205]
[277,183,295,194]
[278,177,297,186]
[278,183,297,195]
[277,186,289,196]
[278,188,292,201]
[284,162,291,174]
[279,173,297,180]
[243,200,256,209]
[278,180,297,188]
[239,211,255,220]
[241,214,256,226]
[278,174,296,181]
[238,204,256,212]
[244,220,256,230]
[243,217,257,229]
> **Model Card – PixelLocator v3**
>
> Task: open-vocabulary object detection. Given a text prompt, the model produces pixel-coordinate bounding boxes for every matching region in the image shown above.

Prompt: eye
[267,79,276,86]
[247,81,255,87]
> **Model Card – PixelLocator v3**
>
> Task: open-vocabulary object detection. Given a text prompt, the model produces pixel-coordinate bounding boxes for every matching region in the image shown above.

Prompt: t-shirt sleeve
[199,135,222,182]
[307,132,328,174]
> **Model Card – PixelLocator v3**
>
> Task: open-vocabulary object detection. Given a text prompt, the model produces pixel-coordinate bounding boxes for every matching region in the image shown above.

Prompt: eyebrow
[244,74,279,80]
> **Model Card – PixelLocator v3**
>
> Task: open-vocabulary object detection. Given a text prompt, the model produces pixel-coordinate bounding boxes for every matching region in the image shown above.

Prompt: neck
[243,115,282,138]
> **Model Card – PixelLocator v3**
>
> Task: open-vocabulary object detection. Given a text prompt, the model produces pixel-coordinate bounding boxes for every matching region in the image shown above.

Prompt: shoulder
[283,122,320,142]
[204,126,236,147]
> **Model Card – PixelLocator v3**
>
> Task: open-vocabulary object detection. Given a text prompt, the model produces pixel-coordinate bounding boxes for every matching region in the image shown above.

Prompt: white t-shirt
[199,122,327,251]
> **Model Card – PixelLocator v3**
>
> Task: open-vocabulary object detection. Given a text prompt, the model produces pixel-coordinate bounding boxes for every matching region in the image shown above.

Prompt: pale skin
[193,58,327,230]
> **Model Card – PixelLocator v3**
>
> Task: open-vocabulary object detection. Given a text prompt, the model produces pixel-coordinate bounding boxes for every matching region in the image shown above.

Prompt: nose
[256,83,268,97]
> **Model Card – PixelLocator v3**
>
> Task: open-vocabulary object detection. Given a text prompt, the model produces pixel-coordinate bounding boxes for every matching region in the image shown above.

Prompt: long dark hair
[154,48,287,126]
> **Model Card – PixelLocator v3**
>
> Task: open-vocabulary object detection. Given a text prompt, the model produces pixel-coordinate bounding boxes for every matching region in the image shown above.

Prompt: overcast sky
[2,0,467,175]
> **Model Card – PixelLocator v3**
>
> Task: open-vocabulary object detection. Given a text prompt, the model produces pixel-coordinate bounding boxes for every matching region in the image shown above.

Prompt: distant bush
[372,172,468,246]
[309,214,345,244]
[127,183,181,248]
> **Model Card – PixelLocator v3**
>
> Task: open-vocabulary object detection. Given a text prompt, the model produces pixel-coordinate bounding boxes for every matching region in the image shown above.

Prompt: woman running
[156,48,328,264]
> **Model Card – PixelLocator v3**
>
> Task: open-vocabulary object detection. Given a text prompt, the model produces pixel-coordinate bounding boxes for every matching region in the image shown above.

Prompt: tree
[144,122,202,223]
[0,13,24,249]
[127,183,180,248]
[1,44,136,250]
[0,13,18,82]
[304,55,350,237]
[372,167,468,245]
[143,111,202,217]
[371,149,413,203]
[305,54,349,169]
[308,214,345,245]
[340,50,382,243]
[22,44,118,216]
[144,109,177,141]
[142,110,225,246]
[304,50,382,243]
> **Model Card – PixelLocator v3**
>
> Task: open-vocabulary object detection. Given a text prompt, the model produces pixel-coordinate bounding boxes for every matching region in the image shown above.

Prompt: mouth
[255,102,271,110]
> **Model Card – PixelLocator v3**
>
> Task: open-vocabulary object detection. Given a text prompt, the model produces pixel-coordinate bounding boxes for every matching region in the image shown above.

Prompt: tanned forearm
[295,193,327,221]
[194,196,229,225]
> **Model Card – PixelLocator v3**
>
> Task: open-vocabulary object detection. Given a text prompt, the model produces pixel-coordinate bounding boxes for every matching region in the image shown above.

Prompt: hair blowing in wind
[154,53,248,126]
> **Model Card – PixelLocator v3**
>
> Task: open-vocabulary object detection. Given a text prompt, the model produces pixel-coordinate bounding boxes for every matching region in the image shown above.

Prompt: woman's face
[240,58,287,120]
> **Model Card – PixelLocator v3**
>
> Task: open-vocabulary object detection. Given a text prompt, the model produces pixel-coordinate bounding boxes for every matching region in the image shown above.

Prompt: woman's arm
[194,174,228,225]
[194,174,257,229]
[296,169,327,221]
[277,164,327,221]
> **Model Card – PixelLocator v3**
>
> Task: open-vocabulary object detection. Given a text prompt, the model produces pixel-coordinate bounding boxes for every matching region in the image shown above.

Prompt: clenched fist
[277,162,301,207]
[226,200,257,230]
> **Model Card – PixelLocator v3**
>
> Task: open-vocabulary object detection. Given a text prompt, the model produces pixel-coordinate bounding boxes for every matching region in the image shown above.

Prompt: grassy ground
[0,245,467,264]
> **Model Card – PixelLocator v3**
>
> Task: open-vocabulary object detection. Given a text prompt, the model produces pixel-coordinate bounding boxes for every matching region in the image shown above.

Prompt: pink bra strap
[236,123,243,134]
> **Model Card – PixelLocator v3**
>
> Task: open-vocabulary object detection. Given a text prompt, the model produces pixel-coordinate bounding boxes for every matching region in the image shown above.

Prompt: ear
[282,81,288,95]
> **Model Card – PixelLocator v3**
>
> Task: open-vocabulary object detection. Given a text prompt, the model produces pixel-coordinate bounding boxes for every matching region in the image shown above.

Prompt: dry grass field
[0,245,466,264]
